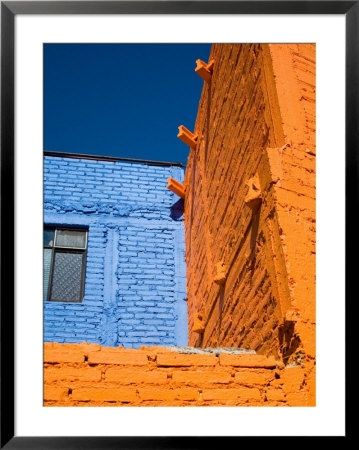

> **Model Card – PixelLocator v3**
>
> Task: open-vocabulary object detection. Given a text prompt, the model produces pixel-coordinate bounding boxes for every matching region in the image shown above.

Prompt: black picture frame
[1,1,352,447]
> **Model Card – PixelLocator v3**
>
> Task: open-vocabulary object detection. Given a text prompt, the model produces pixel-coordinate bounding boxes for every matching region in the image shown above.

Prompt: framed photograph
[1,1,351,446]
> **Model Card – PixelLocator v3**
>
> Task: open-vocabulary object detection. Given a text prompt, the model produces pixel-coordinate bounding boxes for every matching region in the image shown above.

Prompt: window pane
[50,252,84,301]
[44,229,55,247]
[43,248,52,301]
[55,229,87,248]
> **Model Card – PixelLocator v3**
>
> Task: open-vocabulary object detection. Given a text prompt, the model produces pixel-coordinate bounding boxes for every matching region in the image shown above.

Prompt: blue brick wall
[44,156,187,347]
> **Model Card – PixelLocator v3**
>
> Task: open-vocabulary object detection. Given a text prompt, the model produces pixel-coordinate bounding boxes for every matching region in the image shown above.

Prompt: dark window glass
[44,229,55,247]
[43,226,87,302]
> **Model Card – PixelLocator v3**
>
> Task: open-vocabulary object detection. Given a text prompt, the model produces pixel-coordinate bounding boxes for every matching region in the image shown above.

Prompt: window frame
[44,226,88,303]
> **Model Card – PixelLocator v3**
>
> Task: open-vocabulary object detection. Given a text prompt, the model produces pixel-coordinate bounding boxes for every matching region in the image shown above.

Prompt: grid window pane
[44,229,55,247]
[43,248,52,301]
[50,251,84,301]
[55,229,87,249]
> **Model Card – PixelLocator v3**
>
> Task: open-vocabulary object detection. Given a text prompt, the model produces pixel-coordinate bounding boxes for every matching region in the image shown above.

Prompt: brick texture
[44,157,187,347]
[183,44,315,404]
[44,343,313,406]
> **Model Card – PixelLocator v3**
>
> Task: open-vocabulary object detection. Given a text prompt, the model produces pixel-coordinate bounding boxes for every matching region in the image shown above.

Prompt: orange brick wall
[44,343,313,406]
[183,44,315,390]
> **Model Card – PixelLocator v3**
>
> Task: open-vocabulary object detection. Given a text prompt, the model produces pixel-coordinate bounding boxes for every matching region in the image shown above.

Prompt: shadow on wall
[170,198,184,221]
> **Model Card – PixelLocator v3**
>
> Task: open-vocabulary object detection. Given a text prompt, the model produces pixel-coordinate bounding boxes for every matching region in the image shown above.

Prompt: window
[43,227,88,302]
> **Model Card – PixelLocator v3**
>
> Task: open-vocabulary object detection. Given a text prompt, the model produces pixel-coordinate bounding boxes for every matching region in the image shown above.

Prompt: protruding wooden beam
[192,313,205,334]
[206,59,215,72]
[177,125,198,148]
[195,58,215,83]
[245,173,262,210]
[214,261,227,285]
[167,177,185,199]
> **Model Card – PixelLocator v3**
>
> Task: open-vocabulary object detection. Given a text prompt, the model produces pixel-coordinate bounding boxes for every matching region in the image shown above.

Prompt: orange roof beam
[192,313,205,334]
[177,125,198,149]
[167,177,185,199]
[195,58,215,84]
[244,174,262,210]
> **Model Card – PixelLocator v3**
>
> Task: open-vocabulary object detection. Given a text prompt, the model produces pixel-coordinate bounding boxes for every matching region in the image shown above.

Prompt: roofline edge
[44,150,185,168]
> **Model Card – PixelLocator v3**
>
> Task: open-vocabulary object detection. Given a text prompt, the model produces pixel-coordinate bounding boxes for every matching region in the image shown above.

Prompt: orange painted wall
[44,343,313,406]
[183,44,315,397]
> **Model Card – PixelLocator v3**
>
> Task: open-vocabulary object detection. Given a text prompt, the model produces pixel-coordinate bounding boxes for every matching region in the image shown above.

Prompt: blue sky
[44,44,211,166]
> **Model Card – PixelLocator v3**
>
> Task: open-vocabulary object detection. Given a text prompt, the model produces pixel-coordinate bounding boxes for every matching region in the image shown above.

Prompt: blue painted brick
[44,155,187,347]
